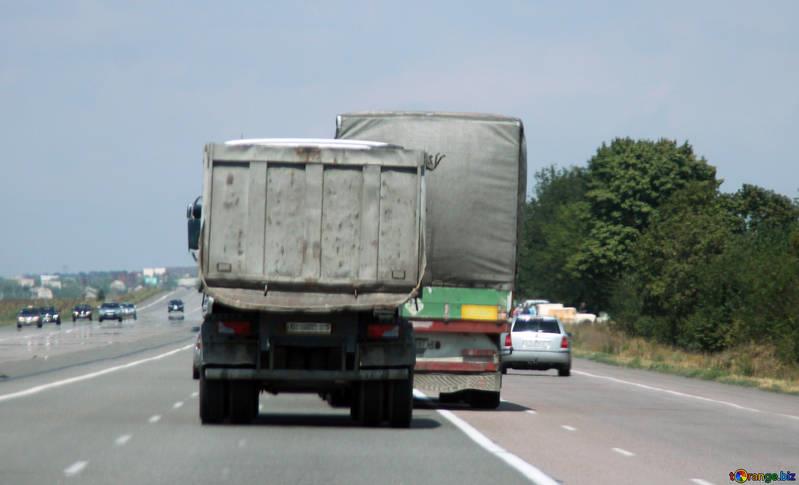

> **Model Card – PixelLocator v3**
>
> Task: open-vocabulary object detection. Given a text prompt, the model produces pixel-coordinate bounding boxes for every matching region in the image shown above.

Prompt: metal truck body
[336,113,526,408]
[189,138,426,426]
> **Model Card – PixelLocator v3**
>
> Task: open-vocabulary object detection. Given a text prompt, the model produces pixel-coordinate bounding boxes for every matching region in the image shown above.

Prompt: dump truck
[187,138,426,426]
[336,113,526,409]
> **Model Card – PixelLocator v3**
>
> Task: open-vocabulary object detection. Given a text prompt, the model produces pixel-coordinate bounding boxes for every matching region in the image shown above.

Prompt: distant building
[84,286,99,300]
[143,268,167,277]
[177,277,199,288]
[31,287,54,300]
[15,277,35,288]
[40,275,62,290]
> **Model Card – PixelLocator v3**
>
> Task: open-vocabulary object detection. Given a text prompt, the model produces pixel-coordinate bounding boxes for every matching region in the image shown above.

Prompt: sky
[1,1,797,276]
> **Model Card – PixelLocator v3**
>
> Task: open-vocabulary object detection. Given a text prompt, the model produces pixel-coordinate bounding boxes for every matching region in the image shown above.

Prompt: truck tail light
[504,333,512,348]
[367,323,399,340]
[462,349,497,358]
[561,336,569,349]
[218,321,252,336]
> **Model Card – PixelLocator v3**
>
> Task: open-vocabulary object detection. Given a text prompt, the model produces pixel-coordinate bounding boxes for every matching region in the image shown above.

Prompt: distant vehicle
[98,302,123,323]
[17,307,42,329]
[41,306,61,325]
[521,299,550,316]
[72,304,93,322]
[168,299,184,320]
[500,315,571,376]
[121,303,137,320]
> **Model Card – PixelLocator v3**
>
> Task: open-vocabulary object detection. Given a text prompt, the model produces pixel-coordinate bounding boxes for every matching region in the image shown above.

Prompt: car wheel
[500,365,508,375]
[17,324,22,330]
[558,365,571,377]
[36,323,42,328]
[193,366,200,380]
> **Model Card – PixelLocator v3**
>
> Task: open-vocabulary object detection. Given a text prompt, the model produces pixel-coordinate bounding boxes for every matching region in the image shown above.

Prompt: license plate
[286,322,332,335]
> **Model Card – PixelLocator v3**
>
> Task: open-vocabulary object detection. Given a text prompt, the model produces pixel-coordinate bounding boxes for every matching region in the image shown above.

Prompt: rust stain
[226,173,234,185]
[295,146,321,162]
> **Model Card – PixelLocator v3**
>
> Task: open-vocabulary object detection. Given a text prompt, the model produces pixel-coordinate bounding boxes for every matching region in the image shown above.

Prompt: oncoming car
[500,315,571,376]
[98,302,123,323]
[72,304,93,322]
[17,307,42,329]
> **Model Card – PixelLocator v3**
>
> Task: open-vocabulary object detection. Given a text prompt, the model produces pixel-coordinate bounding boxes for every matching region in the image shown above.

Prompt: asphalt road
[0,295,796,485]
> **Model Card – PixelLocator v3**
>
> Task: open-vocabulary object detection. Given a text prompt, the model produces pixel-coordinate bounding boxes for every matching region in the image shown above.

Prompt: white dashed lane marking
[190,391,199,399]
[114,434,132,447]
[64,461,88,477]
[612,447,635,457]
[561,425,577,432]
[173,401,184,409]
[524,410,537,415]
[148,415,161,423]
[690,479,716,485]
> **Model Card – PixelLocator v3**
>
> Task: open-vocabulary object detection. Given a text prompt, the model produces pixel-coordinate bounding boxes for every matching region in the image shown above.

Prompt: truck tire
[360,381,384,427]
[387,373,413,428]
[468,390,500,410]
[199,377,226,424]
[228,381,258,424]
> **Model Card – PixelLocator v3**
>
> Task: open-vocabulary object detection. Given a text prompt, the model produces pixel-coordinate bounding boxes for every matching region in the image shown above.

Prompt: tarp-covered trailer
[336,113,526,408]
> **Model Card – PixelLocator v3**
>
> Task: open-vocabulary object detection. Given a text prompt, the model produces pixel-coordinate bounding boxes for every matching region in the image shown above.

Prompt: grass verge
[567,323,799,395]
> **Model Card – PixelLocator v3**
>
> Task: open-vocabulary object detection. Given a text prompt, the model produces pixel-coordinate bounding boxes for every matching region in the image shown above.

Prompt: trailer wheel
[468,390,500,410]
[361,381,384,427]
[349,386,361,422]
[387,372,413,428]
[229,381,258,424]
[199,377,226,424]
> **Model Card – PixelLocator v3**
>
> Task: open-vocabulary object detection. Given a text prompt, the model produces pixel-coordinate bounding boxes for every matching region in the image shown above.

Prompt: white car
[501,315,571,376]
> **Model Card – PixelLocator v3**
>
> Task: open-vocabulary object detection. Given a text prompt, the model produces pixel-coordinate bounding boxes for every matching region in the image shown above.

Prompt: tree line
[517,138,799,364]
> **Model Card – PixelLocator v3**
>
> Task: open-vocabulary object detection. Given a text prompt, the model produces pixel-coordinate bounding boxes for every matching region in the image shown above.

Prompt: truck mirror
[188,219,201,251]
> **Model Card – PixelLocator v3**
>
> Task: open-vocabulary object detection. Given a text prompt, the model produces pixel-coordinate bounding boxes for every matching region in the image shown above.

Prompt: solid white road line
[690,479,716,485]
[612,447,635,457]
[414,390,558,485]
[573,369,799,421]
[148,415,161,423]
[114,434,132,447]
[561,425,576,432]
[64,461,88,477]
[173,401,184,409]
[0,344,193,403]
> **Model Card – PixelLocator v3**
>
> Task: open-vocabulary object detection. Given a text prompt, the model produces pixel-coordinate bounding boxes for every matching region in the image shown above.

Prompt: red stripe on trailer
[411,320,509,334]
[415,361,498,372]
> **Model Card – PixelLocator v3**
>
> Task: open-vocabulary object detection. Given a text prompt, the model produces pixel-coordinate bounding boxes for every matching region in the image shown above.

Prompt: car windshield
[101,303,120,309]
[20,308,37,316]
[513,318,561,334]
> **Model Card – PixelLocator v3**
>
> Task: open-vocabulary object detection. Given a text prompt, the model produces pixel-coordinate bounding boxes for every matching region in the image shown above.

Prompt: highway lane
[0,288,200,381]
[450,361,799,485]
[2,292,797,485]
[0,339,529,484]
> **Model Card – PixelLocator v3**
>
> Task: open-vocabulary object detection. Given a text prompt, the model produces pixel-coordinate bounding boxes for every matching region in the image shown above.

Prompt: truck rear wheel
[199,377,226,424]
[387,373,413,428]
[468,390,500,410]
[360,382,384,427]
[228,381,258,424]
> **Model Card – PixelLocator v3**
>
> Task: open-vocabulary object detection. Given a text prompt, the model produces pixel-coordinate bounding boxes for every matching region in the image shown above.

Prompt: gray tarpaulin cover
[336,112,526,291]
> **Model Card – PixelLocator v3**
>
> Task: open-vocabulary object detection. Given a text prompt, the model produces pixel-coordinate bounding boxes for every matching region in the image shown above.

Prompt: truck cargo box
[336,112,526,291]
[200,139,426,312]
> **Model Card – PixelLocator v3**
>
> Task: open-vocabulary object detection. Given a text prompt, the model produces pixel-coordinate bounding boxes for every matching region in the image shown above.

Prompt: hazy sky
[2,1,797,276]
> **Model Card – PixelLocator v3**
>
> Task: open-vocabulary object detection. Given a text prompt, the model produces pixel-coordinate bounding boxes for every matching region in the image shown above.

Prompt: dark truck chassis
[198,306,416,427]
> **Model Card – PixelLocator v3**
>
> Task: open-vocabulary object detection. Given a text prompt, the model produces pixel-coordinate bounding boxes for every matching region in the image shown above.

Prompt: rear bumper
[502,349,571,367]
[203,367,409,382]
[413,371,501,393]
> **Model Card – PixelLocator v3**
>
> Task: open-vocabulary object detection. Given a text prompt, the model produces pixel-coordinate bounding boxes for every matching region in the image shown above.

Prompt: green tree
[571,138,718,309]
[517,166,589,304]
